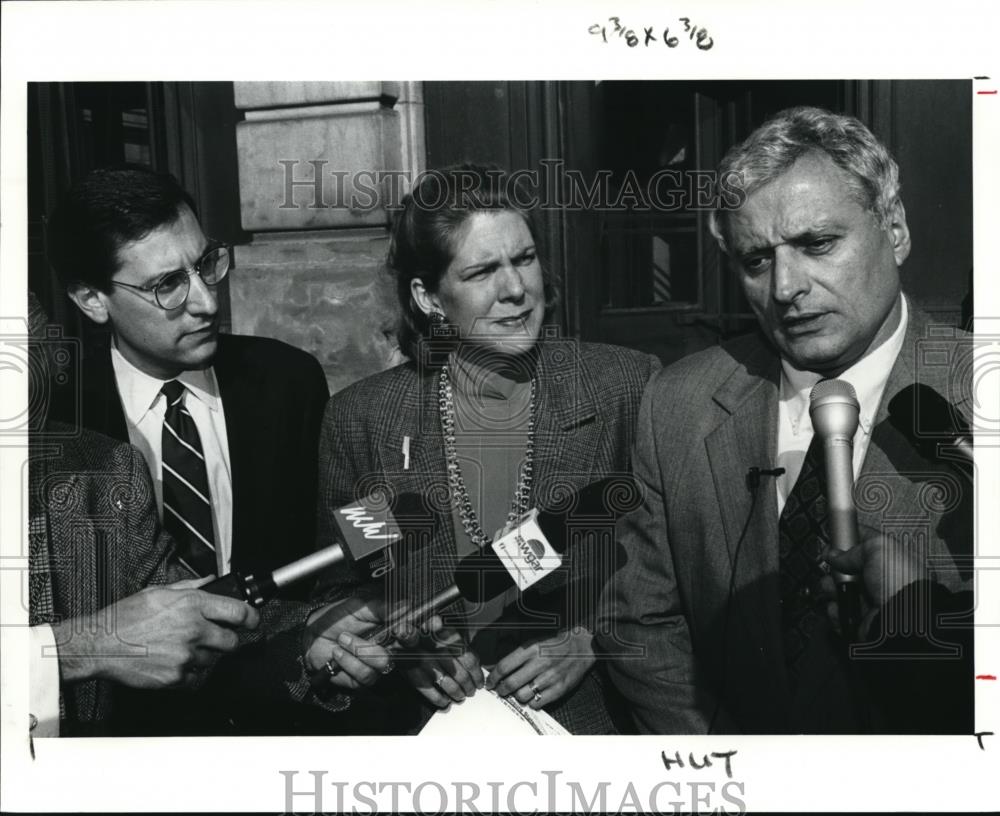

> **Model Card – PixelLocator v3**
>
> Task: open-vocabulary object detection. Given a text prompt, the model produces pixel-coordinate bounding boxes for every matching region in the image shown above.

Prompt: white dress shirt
[776,294,909,515]
[111,345,233,572]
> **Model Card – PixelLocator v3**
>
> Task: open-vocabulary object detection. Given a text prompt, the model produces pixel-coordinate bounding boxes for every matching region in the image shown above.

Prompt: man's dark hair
[46,167,197,292]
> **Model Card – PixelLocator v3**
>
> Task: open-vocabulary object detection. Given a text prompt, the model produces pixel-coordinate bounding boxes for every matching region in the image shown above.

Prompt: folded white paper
[419,676,569,736]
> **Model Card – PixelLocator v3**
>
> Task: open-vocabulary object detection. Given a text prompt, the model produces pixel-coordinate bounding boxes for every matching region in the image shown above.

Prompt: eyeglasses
[111,245,231,310]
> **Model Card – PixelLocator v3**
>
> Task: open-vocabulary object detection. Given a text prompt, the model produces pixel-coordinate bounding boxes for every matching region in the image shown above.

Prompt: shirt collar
[111,343,221,424]
[780,293,909,436]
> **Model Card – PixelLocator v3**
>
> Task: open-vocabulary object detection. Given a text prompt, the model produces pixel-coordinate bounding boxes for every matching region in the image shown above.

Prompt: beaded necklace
[438,363,535,548]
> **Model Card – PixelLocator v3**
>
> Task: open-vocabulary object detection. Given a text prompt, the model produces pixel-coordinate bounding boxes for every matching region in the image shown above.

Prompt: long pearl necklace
[438,364,535,548]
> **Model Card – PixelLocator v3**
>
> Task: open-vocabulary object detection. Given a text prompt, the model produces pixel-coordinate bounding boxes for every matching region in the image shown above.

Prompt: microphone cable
[707,466,783,734]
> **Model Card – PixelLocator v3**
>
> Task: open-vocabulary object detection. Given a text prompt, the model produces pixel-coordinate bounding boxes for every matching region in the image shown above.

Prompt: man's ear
[67,283,111,325]
[410,277,442,318]
[887,198,911,267]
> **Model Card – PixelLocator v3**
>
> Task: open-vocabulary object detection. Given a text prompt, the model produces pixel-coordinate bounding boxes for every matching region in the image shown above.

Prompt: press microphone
[307,581,465,694]
[809,379,862,638]
[310,478,639,692]
[888,383,973,474]
[453,476,640,604]
[202,491,430,607]
[359,478,638,647]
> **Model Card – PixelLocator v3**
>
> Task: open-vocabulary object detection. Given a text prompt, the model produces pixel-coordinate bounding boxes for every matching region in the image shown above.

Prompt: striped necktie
[161,380,217,575]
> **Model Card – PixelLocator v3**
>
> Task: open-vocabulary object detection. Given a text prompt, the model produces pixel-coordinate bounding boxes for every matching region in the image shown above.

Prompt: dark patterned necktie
[778,432,832,680]
[161,380,216,575]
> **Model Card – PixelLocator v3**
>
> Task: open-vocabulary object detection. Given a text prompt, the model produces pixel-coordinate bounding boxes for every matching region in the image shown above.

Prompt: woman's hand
[304,596,404,691]
[400,619,485,708]
[485,626,595,709]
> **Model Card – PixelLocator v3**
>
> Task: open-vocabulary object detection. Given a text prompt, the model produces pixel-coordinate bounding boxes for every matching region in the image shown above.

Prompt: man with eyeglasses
[43,167,344,733]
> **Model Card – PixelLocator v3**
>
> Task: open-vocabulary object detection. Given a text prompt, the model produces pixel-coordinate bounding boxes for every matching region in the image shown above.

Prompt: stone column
[231,82,424,393]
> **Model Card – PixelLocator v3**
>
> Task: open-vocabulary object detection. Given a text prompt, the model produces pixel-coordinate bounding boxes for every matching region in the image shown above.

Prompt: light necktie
[161,380,216,575]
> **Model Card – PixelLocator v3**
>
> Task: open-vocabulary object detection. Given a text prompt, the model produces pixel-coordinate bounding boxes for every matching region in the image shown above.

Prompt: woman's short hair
[387,163,559,361]
[47,167,197,292]
[709,106,902,252]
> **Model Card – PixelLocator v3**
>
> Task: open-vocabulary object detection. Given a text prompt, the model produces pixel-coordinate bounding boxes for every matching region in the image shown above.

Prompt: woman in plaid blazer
[317,165,660,734]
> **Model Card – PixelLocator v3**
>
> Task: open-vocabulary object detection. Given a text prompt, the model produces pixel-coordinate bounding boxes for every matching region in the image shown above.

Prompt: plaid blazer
[318,339,661,733]
[29,423,342,736]
[29,423,186,735]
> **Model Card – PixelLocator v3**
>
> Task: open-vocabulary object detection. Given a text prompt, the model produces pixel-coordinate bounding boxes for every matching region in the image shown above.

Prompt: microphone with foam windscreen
[309,478,638,691]
[203,491,430,607]
[888,383,973,476]
[809,379,863,639]
[453,476,640,605]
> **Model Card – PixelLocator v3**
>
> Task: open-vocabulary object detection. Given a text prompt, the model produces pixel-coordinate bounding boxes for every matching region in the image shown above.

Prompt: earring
[429,311,446,326]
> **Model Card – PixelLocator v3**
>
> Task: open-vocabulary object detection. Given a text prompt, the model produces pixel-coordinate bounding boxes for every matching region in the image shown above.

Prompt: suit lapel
[857,307,972,545]
[703,338,787,691]
[375,367,457,596]
[212,336,259,569]
[534,342,599,489]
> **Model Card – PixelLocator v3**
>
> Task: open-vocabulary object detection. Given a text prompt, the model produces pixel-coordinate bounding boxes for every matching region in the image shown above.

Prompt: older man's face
[726,151,910,375]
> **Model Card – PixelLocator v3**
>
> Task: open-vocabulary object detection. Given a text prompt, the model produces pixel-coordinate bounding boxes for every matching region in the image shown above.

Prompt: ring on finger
[432,668,447,687]
[323,659,341,678]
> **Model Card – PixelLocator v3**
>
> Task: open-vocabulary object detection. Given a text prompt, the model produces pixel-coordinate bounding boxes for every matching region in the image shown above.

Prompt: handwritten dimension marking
[589,16,715,50]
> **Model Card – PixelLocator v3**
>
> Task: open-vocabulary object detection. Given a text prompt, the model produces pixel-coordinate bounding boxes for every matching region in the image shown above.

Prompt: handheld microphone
[310,478,638,691]
[307,582,465,694]
[202,492,430,607]
[453,476,640,604]
[809,379,862,638]
[888,384,973,474]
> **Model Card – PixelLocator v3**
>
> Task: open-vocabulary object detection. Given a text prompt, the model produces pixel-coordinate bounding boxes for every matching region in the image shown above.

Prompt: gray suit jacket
[318,340,661,733]
[597,307,974,734]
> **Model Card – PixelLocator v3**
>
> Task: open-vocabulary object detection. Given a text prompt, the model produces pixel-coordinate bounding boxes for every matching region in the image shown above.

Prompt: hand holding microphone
[821,525,928,640]
[303,596,408,691]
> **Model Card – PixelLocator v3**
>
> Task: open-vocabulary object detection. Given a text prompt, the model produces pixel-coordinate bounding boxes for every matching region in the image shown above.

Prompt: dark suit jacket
[62,333,329,576]
[29,423,188,736]
[597,306,974,734]
[51,333,331,734]
[318,340,661,733]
